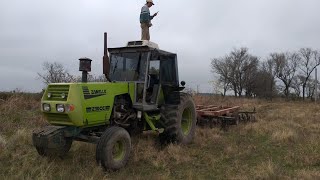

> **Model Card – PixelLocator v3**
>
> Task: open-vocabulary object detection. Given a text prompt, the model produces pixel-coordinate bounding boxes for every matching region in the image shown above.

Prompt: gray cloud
[1,0,320,92]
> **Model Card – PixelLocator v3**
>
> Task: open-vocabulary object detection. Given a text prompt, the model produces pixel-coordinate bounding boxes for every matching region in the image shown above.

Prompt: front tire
[96,126,131,171]
[34,138,72,157]
[160,93,197,144]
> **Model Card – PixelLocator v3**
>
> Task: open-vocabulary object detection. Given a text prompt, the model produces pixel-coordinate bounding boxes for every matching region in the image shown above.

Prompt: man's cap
[146,0,154,5]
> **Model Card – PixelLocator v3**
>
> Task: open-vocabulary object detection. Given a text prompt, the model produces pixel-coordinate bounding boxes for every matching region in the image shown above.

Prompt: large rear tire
[96,126,131,171]
[160,93,197,144]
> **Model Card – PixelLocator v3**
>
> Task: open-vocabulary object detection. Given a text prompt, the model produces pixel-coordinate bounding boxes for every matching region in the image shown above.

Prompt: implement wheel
[160,93,197,144]
[96,126,131,171]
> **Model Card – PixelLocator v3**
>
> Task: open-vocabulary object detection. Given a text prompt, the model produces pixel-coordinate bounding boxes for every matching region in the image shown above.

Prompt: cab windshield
[109,52,148,81]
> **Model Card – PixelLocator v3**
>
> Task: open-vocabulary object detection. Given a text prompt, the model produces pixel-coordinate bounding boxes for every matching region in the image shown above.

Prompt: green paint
[143,112,160,131]
[113,140,125,161]
[181,107,192,135]
[42,82,135,127]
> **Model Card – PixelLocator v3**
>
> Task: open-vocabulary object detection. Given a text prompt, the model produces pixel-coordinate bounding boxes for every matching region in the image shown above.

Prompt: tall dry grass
[0,94,319,179]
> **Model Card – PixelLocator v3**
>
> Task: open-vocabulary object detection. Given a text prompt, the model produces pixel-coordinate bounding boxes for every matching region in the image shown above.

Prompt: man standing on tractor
[140,0,158,40]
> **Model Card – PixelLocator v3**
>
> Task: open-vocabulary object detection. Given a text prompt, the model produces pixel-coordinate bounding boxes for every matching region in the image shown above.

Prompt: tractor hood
[41,82,135,127]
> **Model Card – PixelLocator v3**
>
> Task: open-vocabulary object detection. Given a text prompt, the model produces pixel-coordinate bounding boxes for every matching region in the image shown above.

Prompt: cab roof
[108,40,176,58]
[108,46,176,59]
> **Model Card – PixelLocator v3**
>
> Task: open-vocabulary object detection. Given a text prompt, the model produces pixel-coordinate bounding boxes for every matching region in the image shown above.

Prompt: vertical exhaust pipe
[103,32,111,82]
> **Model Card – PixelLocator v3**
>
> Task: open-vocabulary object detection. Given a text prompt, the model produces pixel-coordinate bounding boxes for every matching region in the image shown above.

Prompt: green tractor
[33,33,197,171]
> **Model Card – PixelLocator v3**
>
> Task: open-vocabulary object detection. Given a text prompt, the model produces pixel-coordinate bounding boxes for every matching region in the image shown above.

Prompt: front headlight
[47,93,52,98]
[56,104,65,113]
[43,103,51,112]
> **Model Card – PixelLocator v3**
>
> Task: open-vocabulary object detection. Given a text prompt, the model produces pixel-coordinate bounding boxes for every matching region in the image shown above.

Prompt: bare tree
[228,48,250,97]
[75,74,107,82]
[306,78,317,98]
[291,75,303,97]
[243,55,259,97]
[263,59,277,97]
[211,47,259,97]
[272,52,300,98]
[298,48,320,100]
[210,80,229,96]
[37,62,76,85]
[211,56,231,96]
[253,59,277,98]
[227,47,260,97]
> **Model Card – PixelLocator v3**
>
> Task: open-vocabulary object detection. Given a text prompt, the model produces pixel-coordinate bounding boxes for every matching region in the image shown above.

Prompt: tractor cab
[107,40,180,111]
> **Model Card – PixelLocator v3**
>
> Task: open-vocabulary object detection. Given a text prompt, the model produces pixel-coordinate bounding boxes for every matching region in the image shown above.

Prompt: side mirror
[181,81,186,87]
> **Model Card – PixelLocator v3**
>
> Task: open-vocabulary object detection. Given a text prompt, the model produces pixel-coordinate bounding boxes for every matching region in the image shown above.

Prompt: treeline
[0,91,42,101]
[37,62,107,85]
[211,47,320,100]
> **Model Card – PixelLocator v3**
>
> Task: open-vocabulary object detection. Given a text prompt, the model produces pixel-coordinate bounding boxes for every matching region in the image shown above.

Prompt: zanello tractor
[32,33,197,171]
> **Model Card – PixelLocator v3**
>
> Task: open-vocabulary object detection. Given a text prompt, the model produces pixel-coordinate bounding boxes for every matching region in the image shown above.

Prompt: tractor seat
[147,74,159,92]
[149,84,159,104]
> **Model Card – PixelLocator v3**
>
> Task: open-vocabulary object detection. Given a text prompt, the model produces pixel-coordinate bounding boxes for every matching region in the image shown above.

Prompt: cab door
[146,60,161,104]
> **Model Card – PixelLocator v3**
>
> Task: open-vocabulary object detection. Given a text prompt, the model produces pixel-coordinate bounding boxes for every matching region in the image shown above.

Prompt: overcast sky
[1,0,320,92]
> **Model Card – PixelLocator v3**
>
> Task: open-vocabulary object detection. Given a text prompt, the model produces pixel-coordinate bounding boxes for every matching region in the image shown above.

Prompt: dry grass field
[0,93,320,179]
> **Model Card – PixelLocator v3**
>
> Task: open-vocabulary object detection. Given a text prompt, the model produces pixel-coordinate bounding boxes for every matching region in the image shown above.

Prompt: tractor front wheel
[33,138,72,157]
[96,126,131,171]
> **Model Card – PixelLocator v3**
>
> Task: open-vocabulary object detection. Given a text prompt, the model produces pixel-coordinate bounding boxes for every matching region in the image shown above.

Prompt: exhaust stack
[103,32,111,81]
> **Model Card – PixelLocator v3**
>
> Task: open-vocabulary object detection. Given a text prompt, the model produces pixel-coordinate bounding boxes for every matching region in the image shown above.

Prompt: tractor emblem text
[86,106,110,113]
[82,86,107,99]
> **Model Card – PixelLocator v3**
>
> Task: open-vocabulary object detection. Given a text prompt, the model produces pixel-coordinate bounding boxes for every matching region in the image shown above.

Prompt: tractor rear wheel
[96,126,131,171]
[160,93,197,144]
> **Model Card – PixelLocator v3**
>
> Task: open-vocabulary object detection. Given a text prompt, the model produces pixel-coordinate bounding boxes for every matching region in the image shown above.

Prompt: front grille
[47,85,70,101]
[46,113,71,123]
